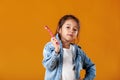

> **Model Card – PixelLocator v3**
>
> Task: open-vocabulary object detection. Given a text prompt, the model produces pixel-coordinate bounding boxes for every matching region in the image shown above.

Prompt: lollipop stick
[44,26,59,45]
[44,26,54,37]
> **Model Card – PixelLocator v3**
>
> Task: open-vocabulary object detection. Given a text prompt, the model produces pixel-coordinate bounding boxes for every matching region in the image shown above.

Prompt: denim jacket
[42,34,96,80]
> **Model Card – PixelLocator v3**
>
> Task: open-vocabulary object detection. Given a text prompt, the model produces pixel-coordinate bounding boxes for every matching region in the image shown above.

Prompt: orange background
[0,0,120,80]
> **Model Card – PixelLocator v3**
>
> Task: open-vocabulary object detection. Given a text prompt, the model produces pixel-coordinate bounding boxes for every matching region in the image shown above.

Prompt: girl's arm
[42,42,60,71]
[43,26,60,71]
[79,48,96,80]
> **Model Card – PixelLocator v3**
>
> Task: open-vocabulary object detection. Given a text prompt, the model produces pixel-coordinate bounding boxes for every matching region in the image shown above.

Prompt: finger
[55,41,59,45]
[56,42,59,45]
[51,37,59,45]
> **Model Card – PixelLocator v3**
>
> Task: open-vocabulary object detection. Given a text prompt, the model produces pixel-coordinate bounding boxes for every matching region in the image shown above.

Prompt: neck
[61,39,71,49]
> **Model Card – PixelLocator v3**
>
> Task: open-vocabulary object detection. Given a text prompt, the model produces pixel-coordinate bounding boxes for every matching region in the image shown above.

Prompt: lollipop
[44,26,59,45]
[44,26,54,37]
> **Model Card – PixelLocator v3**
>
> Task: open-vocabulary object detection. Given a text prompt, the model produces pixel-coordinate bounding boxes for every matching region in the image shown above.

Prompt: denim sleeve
[79,49,96,80]
[42,42,60,71]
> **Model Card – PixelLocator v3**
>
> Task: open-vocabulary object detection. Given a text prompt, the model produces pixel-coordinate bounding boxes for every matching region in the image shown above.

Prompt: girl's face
[58,19,79,43]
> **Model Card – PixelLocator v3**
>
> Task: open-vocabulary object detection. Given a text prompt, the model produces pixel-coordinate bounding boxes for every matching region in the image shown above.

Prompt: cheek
[74,35,77,39]
[75,32,78,36]
[74,33,78,38]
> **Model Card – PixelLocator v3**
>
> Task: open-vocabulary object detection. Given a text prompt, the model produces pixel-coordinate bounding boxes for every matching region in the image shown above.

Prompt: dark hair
[55,14,80,44]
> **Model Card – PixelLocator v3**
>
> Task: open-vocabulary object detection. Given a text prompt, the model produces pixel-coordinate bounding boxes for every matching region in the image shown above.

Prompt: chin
[66,39,74,42]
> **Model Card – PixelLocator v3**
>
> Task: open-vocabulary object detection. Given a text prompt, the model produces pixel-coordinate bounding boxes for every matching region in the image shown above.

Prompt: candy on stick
[44,26,54,37]
[44,26,59,45]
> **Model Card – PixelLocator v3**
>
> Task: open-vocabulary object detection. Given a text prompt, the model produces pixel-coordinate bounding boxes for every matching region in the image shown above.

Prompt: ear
[58,28,61,34]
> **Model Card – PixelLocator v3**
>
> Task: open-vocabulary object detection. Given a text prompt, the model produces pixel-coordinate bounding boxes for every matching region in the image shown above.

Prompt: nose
[70,28,74,33]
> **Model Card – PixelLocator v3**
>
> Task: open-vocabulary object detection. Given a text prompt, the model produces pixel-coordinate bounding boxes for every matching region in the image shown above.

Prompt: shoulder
[71,43,86,56]
[71,43,84,54]
[77,45,82,49]
[71,43,82,49]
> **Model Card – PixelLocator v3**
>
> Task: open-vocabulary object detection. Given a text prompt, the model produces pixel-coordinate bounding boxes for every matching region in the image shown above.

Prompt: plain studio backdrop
[0,0,120,80]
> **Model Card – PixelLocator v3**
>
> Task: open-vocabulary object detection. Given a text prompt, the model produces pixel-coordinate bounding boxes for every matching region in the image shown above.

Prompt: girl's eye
[73,28,77,31]
[66,26,70,29]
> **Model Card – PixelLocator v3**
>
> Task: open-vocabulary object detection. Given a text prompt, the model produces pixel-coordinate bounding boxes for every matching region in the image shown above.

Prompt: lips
[67,34,73,37]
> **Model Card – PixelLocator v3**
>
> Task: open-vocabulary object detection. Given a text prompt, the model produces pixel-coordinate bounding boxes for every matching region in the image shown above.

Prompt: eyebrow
[66,23,78,29]
[66,24,71,26]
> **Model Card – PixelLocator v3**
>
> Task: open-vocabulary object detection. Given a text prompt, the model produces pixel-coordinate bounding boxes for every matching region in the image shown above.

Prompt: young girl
[42,15,96,80]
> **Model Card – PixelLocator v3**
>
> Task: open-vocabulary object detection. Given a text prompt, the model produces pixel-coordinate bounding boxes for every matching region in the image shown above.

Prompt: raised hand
[44,25,60,54]
[51,37,60,54]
